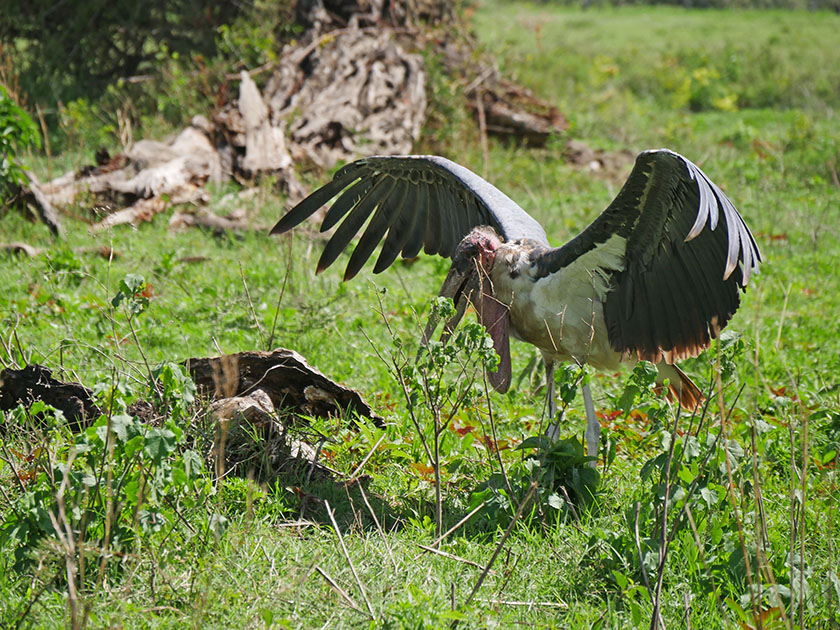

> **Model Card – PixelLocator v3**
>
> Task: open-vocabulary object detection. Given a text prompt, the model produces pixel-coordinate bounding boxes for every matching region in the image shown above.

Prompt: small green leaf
[144,428,176,464]
[547,493,564,510]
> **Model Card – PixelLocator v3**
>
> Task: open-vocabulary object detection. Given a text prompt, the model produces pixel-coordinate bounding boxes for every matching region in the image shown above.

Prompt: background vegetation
[1,1,838,628]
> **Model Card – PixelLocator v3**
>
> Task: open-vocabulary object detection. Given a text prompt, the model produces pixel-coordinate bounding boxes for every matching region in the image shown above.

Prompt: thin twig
[357,483,397,571]
[475,88,489,179]
[474,597,567,610]
[428,500,487,548]
[268,230,294,349]
[358,319,434,466]
[0,435,27,494]
[125,312,158,400]
[48,449,80,630]
[683,505,726,618]
[453,481,538,628]
[324,500,376,620]
[305,437,327,487]
[482,367,514,505]
[314,565,364,614]
[750,419,791,630]
[650,405,681,630]
[417,545,491,571]
[799,408,809,630]
[716,346,757,621]
[348,431,387,480]
[774,282,792,350]
[634,502,655,608]
[274,520,318,528]
[239,262,266,350]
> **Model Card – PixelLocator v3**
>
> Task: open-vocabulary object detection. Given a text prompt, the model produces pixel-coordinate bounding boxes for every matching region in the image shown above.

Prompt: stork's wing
[539,149,761,364]
[271,155,549,280]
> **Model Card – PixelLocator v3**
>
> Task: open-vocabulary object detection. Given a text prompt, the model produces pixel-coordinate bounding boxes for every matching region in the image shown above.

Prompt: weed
[1,4,839,628]
[0,84,40,202]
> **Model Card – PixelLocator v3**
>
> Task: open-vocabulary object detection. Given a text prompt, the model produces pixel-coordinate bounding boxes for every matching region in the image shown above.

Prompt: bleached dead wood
[31,1,570,234]
[1,242,42,257]
[90,183,207,232]
[261,28,426,168]
[238,71,293,174]
[168,206,263,233]
[20,170,62,236]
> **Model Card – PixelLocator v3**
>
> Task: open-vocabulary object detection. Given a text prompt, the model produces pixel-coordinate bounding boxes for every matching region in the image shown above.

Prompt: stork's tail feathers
[656,363,703,412]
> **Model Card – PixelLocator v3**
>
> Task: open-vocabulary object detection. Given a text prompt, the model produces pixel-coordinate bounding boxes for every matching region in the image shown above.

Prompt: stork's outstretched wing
[271,155,549,280]
[538,149,761,363]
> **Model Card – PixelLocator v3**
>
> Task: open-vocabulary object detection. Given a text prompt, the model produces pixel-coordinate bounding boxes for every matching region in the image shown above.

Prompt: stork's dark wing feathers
[321,178,375,232]
[271,155,549,280]
[272,169,362,235]
[317,175,397,273]
[372,183,413,273]
[532,150,759,363]
[567,149,760,363]
[345,180,408,280]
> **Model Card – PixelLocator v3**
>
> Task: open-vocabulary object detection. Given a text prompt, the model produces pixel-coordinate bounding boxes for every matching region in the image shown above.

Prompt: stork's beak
[421,264,512,393]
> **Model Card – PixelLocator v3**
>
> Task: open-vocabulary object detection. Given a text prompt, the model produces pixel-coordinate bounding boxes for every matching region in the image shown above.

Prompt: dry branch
[21,170,63,236]
[90,183,207,232]
[168,206,263,233]
[1,242,42,257]
[238,71,293,174]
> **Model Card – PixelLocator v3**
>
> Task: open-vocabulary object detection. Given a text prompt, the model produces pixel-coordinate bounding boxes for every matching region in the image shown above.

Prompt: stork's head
[424,226,512,393]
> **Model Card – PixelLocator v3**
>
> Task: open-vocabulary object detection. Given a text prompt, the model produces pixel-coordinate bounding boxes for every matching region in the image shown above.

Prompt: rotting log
[185,349,380,424]
[0,364,101,429]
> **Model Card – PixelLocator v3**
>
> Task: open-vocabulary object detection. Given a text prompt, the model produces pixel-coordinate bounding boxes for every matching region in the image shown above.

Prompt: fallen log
[0,364,101,429]
[90,182,208,232]
[168,206,264,233]
[2,348,378,433]
[185,349,380,424]
[21,171,63,236]
[1,242,42,257]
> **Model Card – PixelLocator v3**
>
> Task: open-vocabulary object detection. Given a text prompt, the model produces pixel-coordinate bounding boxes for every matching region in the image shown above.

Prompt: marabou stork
[271,149,761,459]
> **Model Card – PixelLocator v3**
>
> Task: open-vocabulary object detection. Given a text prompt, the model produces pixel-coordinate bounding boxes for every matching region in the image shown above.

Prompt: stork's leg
[582,381,600,467]
[544,360,563,441]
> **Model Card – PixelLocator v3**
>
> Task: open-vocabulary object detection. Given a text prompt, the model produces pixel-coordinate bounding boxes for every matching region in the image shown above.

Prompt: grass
[1,2,839,628]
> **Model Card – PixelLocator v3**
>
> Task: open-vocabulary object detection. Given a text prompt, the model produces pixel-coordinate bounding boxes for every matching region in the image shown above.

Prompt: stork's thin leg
[582,381,600,467]
[545,360,563,441]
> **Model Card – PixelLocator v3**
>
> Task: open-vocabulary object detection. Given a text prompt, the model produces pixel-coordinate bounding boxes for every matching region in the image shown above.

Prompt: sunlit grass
[1,2,838,628]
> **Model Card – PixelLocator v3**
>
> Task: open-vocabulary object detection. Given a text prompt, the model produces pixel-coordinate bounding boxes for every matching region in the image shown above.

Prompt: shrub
[0,85,40,203]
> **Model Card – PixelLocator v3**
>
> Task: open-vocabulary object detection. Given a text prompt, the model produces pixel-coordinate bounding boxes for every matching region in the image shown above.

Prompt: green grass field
[1,2,839,628]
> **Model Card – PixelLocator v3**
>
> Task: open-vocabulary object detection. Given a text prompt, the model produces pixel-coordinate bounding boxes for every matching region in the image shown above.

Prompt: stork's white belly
[494,234,628,371]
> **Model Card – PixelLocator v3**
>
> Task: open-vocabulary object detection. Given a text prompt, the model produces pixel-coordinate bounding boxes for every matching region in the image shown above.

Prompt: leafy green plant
[0,85,40,202]
[111,273,150,316]
[379,295,501,536]
[470,434,599,529]
[151,361,197,421]
[1,399,209,576]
